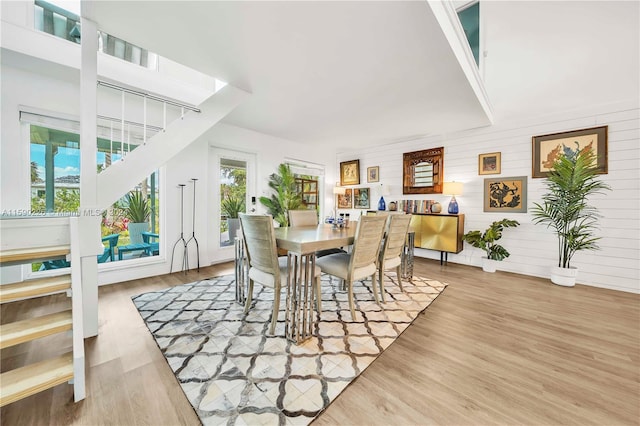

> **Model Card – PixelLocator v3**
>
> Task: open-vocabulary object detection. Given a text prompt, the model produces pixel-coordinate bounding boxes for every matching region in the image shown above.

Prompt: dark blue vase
[378,196,386,211]
[448,196,459,214]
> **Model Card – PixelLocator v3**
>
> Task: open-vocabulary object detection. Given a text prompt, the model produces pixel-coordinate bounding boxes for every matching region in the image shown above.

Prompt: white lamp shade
[333,186,346,195]
[443,182,463,196]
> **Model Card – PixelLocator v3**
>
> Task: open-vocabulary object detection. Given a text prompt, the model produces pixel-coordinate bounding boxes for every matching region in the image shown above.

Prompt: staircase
[0,217,85,406]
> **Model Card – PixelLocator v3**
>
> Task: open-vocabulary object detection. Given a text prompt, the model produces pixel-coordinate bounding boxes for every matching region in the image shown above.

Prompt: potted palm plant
[531,149,610,286]
[259,163,302,227]
[125,190,150,244]
[221,193,245,242]
[462,219,520,272]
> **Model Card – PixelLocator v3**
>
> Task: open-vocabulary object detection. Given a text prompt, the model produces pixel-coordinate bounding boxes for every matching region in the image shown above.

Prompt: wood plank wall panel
[337,103,639,293]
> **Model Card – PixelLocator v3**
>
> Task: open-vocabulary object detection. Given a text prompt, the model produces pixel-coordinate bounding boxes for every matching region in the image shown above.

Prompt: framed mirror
[403,147,444,194]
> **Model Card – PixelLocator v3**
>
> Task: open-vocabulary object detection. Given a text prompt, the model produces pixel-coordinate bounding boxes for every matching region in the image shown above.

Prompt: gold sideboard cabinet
[409,213,464,264]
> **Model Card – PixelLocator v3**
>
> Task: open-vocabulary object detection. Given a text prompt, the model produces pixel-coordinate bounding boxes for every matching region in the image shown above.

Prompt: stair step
[0,275,71,304]
[0,310,73,349]
[0,245,70,266]
[0,352,73,407]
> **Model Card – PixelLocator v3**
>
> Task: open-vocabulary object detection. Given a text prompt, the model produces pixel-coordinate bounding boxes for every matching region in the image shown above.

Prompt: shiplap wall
[337,103,640,293]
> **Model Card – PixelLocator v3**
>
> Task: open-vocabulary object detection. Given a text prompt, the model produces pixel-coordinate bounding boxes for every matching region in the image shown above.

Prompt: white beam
[80,16,99,338]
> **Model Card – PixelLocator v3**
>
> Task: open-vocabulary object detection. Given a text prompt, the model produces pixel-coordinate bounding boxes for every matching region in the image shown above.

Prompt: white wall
[338,1,639,293]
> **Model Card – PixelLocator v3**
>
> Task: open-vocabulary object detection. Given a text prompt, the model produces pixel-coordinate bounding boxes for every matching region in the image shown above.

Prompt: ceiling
[82,1,492,148]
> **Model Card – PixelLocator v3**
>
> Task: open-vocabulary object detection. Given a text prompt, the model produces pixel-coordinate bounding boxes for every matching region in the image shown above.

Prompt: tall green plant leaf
[259,163,302,226]
[125,190,150,223]
[531,149,610,268]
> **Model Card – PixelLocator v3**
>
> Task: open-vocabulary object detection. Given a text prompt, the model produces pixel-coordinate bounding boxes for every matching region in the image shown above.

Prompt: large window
[28,123,161,270]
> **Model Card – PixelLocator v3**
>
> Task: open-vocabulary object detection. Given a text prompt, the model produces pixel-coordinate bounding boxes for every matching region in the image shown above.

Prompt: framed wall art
[367,166,379,183]
[402,147,444,194]
[484,176,527,213]
[532,125,608,178]
[353,188,370,209]
[478,152,501,175]
[337,188,353,209]
[340,159,360,185]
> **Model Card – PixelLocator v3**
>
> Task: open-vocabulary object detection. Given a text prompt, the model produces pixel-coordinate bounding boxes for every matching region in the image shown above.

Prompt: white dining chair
[316,215,387,320]
[288,209,318,227]
[289,209,346,258]
[239,214,323,334]
[377,214,412,302]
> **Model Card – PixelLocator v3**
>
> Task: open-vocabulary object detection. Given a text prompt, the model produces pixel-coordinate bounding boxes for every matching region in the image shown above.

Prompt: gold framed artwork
[337,188,353,209]
[478,152,501,175]
[532,125,608,178]
[484,176,527,213]
[353,188,370,209]
[367,166,379,183]
[340,160,360,186]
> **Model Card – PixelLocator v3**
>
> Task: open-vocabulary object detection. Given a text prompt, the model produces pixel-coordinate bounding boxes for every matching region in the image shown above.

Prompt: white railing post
[68,217,85,402]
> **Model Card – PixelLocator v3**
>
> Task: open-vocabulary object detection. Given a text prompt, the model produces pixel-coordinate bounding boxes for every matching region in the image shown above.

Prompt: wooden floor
[1,259,638,425]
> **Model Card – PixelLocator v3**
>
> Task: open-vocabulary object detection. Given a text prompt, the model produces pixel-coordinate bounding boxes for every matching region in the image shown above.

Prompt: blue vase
[378,196,386,211]
[448,196,459,214]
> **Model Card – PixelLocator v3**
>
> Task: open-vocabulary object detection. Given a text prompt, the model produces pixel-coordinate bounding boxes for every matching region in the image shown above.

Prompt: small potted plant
[222,193,245,242]
[462,218,520,272]
[531,149,610,286]
[124,190,150,244]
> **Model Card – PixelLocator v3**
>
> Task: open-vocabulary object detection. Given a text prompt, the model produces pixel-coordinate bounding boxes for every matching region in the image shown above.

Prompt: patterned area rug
[132,273,446,425]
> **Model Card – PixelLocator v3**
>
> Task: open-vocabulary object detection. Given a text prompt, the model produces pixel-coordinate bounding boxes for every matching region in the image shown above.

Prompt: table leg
[234,237,247,305]
[401,232,415,280]
[284,252,315,344]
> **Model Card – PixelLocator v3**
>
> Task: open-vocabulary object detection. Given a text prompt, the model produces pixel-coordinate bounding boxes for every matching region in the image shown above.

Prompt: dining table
[274,224,355,343]
[234,222,414,344]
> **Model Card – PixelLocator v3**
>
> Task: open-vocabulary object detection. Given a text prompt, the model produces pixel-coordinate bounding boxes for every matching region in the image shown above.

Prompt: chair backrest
[381,214,412,262]
[239,214,280,278]
[288,209,318,227]
[350,215,387,270]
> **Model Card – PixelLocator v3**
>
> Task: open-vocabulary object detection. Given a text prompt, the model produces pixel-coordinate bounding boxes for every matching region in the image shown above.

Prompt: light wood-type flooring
[1,259,638,425]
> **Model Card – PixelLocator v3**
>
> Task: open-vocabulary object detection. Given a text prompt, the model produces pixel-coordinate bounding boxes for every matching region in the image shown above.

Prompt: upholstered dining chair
[288,209,318,227]
[239,213,323,334]
[316,215,387,320]
[289,209,345,258]
[377,214,412,302]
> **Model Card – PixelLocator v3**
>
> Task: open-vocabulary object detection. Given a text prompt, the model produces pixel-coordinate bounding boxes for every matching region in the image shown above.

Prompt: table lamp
[443,182,463,214]
[378,184,390,211]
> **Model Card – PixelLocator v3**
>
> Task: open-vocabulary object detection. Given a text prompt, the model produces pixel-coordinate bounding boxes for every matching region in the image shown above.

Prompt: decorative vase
[550,266,578,287]
[481,257,497,273]
[128,222,149,244]
[389,201,397,211]
[430,202,442,213]
[378,196,386,211]
[448,196,459,214]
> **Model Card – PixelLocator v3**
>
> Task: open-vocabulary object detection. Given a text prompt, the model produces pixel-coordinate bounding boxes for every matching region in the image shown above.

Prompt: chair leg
[347,280,356,321]
[270,287,280,335]
[244,279,254,313]
[315,275,322,315]
[371,272,380,305]
[396,265,404,292]
[378,267,386,303]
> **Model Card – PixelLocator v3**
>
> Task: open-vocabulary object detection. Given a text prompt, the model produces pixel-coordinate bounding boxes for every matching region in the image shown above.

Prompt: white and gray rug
[132,273,446,425]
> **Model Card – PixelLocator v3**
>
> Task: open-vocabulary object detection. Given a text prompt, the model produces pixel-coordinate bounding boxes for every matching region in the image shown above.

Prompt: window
[33,0,158,69]
[27,120,161,270]
[458,2,480,66]
[219,158,246,247]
